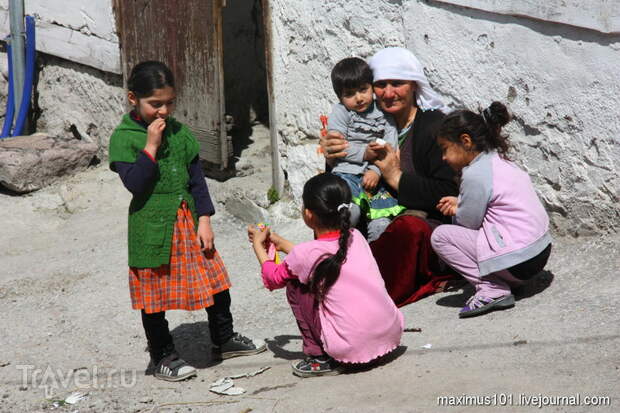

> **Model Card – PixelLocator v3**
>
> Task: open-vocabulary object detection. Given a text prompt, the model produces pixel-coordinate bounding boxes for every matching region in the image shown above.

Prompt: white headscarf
[368,47,445,112]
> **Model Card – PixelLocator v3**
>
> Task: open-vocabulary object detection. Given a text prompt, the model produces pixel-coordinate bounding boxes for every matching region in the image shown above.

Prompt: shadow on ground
[265,336,408,376]
[434,270,555,308]
[169,321,222,369]
[265,335,305,360]
[342,345,408,375]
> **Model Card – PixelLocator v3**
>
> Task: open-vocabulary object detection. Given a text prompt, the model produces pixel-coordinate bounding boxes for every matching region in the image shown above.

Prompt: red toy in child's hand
[317,114,328,154]
[320,115,328,136]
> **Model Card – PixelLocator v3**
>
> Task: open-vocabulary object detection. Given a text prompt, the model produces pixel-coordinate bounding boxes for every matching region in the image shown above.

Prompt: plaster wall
[435,0,620,34]
[267,0,620,236]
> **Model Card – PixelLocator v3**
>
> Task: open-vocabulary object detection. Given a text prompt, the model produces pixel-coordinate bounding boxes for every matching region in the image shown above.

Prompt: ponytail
[302,174,353,302]
[438,101,512,158]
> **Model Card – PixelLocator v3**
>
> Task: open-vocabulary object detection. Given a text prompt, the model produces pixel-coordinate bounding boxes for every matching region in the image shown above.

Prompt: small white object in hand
[375,138,386,146]
[421,343,432,349]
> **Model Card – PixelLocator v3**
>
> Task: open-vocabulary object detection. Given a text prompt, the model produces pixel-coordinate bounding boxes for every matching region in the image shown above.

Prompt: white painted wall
[0,0,120,73]
[435,0,620,34]
[267,0,620,236]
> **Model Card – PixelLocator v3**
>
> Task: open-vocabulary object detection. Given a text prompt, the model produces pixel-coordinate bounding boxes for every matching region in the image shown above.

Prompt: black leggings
[141,289,234,362]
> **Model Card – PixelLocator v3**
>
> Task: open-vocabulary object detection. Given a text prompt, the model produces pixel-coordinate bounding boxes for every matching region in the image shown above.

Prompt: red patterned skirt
[129,203,231,314]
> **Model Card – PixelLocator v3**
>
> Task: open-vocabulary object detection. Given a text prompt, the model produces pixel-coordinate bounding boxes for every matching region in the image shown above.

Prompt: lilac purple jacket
[455,151,552,275]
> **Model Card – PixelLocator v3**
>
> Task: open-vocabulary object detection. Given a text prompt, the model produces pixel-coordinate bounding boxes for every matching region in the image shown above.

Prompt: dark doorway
[222,0,270,162]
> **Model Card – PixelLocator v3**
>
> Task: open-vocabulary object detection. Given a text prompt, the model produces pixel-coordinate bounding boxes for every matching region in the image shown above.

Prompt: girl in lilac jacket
[431,102,552,318]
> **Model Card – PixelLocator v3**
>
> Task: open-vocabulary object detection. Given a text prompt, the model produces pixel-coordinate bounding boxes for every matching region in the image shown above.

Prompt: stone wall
[0,0,123,157]
[34,54,124,156]
[267,0,620,236]
[0,49,124,157]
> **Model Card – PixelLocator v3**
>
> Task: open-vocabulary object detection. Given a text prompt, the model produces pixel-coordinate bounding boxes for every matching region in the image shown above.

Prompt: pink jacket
[261,229,403,363]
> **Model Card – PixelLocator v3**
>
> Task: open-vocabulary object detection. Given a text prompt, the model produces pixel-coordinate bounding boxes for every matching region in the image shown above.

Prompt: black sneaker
[213,332,267,360]
[153,352,197,382]
[292,355,342,378]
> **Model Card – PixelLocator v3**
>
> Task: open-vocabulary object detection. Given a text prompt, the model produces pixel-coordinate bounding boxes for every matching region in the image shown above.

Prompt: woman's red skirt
[370,215,455,307]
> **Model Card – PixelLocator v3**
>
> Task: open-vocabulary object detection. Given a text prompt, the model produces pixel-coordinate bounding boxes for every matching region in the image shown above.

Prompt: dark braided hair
[302,173,352,302]
[437,101,512,157]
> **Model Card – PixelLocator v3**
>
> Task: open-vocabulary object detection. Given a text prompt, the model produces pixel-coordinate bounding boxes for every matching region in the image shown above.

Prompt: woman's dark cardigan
[397,109,458,221]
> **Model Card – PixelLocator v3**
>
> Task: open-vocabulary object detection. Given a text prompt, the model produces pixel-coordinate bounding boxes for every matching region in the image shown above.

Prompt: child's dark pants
[141,289,234,363]
[286,279,324,357]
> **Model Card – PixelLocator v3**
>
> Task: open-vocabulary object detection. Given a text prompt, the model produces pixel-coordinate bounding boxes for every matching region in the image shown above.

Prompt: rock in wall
[0,49,123,156]
[34,54,124,158]
[268,0,620,236]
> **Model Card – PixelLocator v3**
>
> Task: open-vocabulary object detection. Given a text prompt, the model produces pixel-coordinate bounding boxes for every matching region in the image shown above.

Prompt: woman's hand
[144,118,166,158]
[362,169,380,191]
[436,196,458,216]
[372,143,402,191]
[197,215,215,252]
[320,130,348,161]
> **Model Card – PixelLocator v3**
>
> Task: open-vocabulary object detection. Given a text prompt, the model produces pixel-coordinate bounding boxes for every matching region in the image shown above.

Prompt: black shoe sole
[215,344,267,360]
[459,294,515,318]
[154,369,197,382]
[291,364,343,378]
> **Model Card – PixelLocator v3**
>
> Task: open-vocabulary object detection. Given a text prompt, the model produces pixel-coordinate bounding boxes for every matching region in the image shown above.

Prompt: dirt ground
[0,125,618,413]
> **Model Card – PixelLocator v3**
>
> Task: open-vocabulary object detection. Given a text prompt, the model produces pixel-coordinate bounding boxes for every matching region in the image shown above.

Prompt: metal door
[113,0,229,168]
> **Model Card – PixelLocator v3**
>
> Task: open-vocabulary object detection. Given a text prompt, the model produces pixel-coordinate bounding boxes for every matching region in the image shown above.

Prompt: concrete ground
[0,124,618,413]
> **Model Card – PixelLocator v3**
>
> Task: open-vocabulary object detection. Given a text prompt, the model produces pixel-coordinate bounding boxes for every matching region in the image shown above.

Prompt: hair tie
[482,107,492,125]
[337,203,352,212]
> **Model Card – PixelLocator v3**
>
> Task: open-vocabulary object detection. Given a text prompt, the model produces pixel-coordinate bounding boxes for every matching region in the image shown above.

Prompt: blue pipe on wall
[0,42,16,138]
[13,15,35,137]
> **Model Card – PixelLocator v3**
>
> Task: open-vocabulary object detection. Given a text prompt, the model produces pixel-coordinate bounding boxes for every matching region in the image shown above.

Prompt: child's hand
[145,118,166,157]
[197,216,215,252]
[362,169,380,191]
[269,231,287,252]
[437,196,458,216]
[247,224,269,246]
[365,142,383,162]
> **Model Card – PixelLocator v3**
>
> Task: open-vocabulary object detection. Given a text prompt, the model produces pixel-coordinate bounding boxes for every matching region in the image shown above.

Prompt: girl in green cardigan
[109,61,265,382]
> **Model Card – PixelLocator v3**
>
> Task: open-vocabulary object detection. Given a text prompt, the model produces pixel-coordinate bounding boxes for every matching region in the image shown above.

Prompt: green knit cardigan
[109,114,200,268]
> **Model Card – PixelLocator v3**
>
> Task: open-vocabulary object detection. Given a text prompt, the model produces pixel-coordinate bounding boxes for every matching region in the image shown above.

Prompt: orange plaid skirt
[129,203,231,314]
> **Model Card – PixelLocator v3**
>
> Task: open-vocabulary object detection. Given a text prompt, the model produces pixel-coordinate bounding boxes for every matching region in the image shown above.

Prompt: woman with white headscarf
[320,47,458,307]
